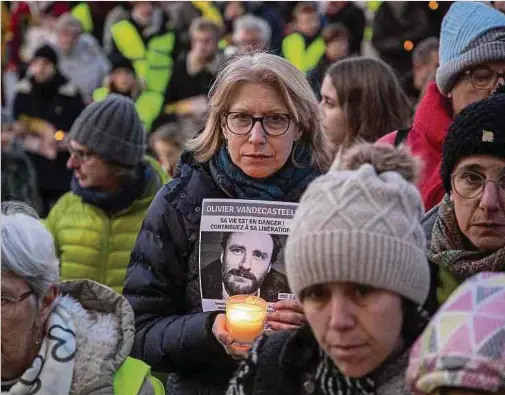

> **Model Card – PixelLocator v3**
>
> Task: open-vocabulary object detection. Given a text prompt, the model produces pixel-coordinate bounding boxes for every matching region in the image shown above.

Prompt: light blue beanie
[436,2,505,95]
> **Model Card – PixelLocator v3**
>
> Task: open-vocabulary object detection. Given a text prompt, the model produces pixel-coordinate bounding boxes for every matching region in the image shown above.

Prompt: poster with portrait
[199,199,298,312]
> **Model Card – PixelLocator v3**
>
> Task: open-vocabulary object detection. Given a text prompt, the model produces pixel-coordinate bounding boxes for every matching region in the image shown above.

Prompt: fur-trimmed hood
[57,280,136,395]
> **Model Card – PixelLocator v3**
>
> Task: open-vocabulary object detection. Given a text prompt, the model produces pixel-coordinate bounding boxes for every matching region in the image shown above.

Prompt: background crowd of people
[1,1,505,395]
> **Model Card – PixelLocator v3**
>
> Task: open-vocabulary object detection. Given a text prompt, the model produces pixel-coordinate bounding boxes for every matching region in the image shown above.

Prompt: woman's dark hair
[326,57,413,148]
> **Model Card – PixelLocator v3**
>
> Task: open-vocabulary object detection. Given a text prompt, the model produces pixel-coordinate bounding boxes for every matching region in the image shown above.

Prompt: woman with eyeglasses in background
[378,2,505,212]
[422,84,505,313]
[123,52,332,395]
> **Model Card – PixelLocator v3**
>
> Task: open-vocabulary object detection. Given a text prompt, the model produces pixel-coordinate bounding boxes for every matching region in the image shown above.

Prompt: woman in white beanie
[227,143,431,395]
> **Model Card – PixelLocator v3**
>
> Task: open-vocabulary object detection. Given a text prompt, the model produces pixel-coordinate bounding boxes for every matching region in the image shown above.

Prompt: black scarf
[71,163,151,216]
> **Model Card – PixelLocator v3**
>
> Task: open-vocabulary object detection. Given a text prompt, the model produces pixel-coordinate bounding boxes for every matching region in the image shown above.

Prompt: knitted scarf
[71,162,152,216]
[429,195,505,282]
[209,144,321,202]
[315,349,376,395]
[2,301,77,395]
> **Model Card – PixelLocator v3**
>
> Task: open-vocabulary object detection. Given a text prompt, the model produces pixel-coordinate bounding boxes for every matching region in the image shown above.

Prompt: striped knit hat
[407,272,505,394]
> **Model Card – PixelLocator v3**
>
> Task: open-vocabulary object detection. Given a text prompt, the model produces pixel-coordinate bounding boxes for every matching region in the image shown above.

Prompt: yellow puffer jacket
[45,157,169,293]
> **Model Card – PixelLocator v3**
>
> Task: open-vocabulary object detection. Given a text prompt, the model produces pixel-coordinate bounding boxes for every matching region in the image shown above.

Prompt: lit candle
[225,295,268,345]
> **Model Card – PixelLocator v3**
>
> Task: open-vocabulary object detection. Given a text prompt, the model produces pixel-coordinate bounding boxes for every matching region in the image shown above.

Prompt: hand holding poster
[199,199,297,312]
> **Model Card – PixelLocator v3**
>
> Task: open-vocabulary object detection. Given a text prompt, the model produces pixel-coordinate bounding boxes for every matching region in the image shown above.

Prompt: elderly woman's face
[302,282,404,378]
[1,270,39,380]
[450,155,505,252]
[450,61,505,115]
[222,82,301,179]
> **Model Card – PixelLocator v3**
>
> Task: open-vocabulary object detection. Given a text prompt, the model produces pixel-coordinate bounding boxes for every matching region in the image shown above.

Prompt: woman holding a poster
[123,52,332,395]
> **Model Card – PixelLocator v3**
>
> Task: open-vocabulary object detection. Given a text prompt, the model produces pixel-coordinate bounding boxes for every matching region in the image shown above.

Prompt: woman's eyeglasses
[68,147,95,162]
[464,67,505,91]
[1,290,34,306]
[223,112,291,136]
[452,170,505,199]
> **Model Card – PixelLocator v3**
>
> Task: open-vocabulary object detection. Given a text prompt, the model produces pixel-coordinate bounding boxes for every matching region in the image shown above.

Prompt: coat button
[303,380,315,394]
[195,207,200,212]
[180,193,186,198]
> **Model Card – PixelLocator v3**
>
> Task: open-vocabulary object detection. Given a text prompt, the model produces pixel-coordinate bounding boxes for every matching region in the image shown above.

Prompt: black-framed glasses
[68,147,95,162]
[1,290,34,306]
[452,170,505,199]
[464,67,505,91]
[224,112,291,136]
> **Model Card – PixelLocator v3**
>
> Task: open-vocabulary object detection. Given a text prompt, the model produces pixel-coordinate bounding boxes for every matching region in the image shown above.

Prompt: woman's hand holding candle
[212,314,250,359]
[266,299,306,331]
[213,295,269,358]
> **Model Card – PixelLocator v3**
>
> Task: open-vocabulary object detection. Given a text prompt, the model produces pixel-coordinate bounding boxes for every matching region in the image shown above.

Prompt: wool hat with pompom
[406,272,505,394]
[285,143,430,305]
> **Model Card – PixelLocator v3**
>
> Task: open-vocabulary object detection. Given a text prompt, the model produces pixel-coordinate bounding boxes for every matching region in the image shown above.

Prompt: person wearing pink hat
[407,272,505,395]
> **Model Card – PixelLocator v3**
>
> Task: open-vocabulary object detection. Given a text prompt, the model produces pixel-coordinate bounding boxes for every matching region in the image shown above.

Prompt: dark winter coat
[123,151,320,395]
[371,2,432,78]
[12,72,85,214]
[13,72,85,133]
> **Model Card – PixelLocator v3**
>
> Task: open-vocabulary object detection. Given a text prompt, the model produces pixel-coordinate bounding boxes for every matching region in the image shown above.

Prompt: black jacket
[13,72,85,132]
[371,2,432,78]
[12,73,85,214]
[201,259,290,303]
[124,152,320,395]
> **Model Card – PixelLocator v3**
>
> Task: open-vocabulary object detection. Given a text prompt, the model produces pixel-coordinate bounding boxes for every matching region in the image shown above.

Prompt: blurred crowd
[1,1,505,395]
[1,0,457,217]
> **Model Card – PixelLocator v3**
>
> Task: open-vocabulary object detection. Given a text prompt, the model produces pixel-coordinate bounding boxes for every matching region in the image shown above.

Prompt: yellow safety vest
[92,87,109,102]
[113,357,164,395]
[71,2,93,33]
[111,20,176,130]
[110,20,175,94]
[282,33,326,73]
[191,1,223,26]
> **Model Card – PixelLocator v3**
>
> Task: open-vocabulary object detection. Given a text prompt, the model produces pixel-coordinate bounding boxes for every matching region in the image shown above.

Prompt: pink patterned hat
[406,272,505,394]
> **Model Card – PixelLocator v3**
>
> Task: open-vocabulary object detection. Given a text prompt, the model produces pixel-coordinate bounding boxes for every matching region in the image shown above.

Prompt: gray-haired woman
[1,202,163,395]
[123,52,333,395]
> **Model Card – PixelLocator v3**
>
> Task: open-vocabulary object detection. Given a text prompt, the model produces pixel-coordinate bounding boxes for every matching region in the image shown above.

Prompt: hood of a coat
[58,279,135,394]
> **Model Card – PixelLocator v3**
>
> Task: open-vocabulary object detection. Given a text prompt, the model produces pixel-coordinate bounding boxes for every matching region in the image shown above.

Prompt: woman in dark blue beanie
[423,84,505,309]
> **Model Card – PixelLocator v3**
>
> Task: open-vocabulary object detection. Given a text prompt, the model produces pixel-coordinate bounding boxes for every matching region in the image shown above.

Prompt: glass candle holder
[225,295,268,345]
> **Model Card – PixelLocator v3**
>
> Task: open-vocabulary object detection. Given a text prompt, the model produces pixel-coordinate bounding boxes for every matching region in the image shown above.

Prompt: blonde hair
[186,52,332,171]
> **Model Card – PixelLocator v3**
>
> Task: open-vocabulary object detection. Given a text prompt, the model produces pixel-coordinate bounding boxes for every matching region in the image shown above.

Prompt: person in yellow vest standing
[282,2,326,74]
[45,94,169,294]
[110,1,179,131]
[71,1,120,47]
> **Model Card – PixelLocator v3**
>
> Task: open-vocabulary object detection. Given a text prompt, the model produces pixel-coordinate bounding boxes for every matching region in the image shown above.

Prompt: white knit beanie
[285,143,430,305]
